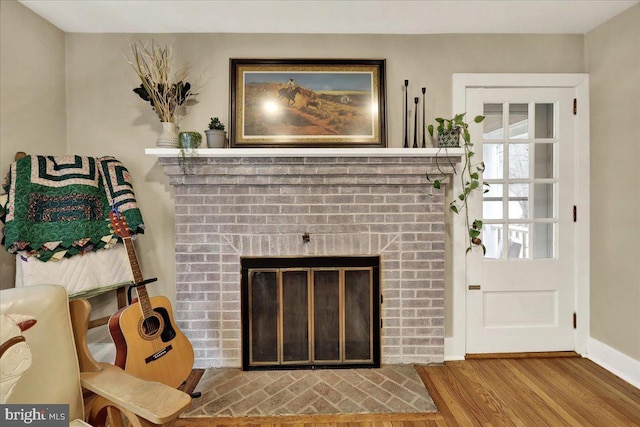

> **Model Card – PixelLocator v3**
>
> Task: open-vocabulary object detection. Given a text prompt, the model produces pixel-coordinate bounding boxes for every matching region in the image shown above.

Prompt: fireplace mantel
[151,147,460,368]
[148,147,463,187]
[145,147,464,158]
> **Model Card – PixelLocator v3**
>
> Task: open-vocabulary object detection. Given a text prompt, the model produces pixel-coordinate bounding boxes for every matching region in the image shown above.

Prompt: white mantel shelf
[145,147,464,158]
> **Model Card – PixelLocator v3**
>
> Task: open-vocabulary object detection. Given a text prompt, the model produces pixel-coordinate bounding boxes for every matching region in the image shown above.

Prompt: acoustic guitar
[108,210,194,389]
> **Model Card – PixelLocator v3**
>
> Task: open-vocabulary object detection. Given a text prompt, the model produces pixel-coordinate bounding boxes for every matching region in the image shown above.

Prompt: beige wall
[586,4,640,361]
[64,33,584,334]
[1,2,590,344]
[0,0,67,289]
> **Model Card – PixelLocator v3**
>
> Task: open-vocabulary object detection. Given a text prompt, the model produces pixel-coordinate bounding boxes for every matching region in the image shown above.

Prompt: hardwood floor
[176,357,640,426]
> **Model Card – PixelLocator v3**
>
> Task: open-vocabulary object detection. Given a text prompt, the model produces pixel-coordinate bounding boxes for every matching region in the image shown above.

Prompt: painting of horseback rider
[278,77,301,105]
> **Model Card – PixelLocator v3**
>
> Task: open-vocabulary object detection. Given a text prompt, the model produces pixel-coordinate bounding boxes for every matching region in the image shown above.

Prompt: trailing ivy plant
[178,131,201,174]
[427,113,488,254]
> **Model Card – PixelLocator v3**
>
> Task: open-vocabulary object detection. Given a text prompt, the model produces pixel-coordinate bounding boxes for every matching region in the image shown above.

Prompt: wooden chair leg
[88,395,178,427]
[87,396,109,427]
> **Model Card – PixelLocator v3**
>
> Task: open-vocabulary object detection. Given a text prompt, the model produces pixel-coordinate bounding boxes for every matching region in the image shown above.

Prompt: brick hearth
[152,149,460,368]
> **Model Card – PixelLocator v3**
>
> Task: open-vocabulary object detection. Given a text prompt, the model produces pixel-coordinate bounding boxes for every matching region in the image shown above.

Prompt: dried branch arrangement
[128,41,192,123]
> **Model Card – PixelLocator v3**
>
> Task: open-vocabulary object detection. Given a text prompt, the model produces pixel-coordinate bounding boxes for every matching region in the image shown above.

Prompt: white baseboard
[444,337,465,361]
[587,337,640,389]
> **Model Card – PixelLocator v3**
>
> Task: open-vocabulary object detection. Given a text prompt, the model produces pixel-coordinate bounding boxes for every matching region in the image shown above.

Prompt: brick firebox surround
[150,148,461,369]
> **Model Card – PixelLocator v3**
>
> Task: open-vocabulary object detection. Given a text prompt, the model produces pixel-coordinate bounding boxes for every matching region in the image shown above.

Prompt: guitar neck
[122,237,154,319]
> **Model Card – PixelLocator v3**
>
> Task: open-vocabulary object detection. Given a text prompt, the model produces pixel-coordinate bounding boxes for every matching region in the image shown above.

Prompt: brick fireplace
[151,148,460,369]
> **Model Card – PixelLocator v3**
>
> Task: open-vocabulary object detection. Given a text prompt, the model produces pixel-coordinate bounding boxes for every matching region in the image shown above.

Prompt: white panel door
[466,88,576,353]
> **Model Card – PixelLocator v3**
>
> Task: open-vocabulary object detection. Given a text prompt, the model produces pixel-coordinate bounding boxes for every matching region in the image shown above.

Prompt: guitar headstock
[109,209,131,239]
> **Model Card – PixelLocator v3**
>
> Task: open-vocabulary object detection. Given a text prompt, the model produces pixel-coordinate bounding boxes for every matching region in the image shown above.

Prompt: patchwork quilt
[1,155,144,262]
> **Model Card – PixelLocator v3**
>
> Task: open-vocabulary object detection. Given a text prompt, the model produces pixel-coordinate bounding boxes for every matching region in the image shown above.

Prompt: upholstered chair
[0,284,191,427]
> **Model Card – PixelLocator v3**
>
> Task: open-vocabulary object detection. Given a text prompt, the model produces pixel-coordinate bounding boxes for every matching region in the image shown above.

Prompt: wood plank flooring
[176,357,640,427]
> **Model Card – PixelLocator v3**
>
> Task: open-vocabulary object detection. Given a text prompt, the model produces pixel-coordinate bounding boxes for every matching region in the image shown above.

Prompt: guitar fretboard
[123,236,154,320]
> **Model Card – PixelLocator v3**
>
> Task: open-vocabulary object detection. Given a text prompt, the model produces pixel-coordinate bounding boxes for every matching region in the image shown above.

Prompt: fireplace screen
[241,256,380,370]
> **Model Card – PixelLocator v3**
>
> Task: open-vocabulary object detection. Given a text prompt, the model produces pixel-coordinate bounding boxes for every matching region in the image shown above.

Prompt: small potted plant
[427,113,477,147]
[179,131,202,149]
[427,113,488,254]
[205,117,226,148]
[177,131,202,174]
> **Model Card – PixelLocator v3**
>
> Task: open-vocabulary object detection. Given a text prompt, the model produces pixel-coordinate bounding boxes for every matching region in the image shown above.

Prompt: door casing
[446,73,590,360]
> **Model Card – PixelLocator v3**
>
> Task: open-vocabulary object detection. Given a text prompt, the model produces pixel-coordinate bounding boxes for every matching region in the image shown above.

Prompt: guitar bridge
[145,344,173,364]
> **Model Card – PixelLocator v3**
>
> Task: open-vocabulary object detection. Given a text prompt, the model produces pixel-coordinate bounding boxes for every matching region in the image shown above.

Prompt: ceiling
[18,0,638,34]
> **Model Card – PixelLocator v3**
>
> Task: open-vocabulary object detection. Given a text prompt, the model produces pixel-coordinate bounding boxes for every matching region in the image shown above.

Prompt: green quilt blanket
[1,155,144,262]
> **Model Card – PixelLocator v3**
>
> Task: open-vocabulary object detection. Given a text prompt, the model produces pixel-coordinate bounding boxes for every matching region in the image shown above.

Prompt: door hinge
[381,319,384,329]
[573,205,577,222]
[380,295,384,304]
[573,312,577,329]
[573,98,577,115]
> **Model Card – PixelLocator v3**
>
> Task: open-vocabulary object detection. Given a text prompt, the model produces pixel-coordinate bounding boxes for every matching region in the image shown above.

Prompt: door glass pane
[508,224,529,259]
[483,144,504,179]
[534,143,555,179]
[509,104,529,139]
[508,184,529,219]
[250,271,278,363]
[483,224,503,259]
[535,103,555,138]
[313,270,340,361]
[480,94,562,262]
[483,103,504,139]
[534,184,555,219]
[483,184,503,220]
[534,223,555,259]
[509,144,530,179]
[282,271,309,362]
[344,270,371,361]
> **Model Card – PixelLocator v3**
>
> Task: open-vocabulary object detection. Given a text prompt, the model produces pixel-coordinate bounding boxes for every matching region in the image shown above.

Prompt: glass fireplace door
[247,265,375,368]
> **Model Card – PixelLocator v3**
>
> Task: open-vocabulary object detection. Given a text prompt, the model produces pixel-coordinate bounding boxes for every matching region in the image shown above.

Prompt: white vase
[157,122,180,148]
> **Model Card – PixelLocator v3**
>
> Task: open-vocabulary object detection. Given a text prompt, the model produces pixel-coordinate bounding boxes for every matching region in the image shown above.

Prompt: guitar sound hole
[141,316,162,337]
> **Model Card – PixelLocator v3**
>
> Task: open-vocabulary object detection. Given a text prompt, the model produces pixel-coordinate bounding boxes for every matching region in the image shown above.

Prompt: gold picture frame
[230,58,387,148]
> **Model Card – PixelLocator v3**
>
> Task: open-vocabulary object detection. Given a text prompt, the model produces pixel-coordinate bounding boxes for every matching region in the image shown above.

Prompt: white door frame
[446,73,590,360]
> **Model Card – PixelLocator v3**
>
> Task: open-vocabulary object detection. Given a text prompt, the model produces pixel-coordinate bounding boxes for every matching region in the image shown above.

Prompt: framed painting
[230,58,386,148]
